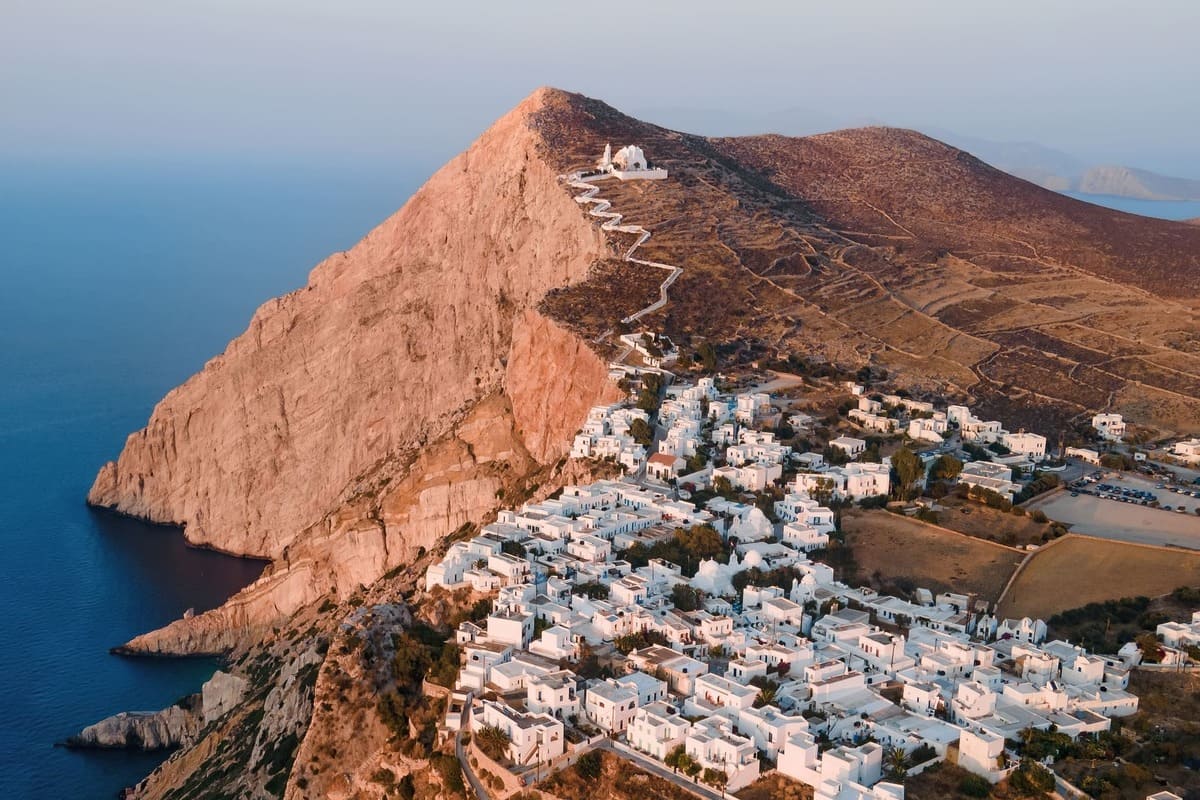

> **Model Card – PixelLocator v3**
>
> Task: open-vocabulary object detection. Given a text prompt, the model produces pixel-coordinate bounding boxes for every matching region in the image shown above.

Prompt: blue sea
[0,159,424,799]
[1063,191,1200,221]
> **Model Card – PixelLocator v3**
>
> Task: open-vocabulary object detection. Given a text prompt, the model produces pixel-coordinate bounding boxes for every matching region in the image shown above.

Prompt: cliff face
[90,87,607,559]
[90,88,621,652]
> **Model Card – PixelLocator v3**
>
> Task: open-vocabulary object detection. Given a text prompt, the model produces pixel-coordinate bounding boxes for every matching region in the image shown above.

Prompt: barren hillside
[530,96,1200,434]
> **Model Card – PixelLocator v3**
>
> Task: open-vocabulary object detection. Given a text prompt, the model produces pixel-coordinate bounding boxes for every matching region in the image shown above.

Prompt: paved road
[597,740,729,800]
[456,700,491,800]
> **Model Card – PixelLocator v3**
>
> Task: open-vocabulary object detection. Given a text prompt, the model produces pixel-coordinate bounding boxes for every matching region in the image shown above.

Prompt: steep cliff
[90,88,621,652]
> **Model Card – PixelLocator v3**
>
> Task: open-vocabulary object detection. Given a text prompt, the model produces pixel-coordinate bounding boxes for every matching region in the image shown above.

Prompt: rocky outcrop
[66,669,249,751]
[65,698,200,751]
[202,670,248,724]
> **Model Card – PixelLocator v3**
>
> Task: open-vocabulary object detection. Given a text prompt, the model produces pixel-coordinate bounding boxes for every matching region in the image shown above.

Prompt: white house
[616,671,668,707]
[959,461,1020,502]
[794,463,890,501]
[684,716,761,791]
[1092,413,1126,442]
[995,617,1047,644]
[999,430,1047,462]
[908,413,949,444]
[487,610,535,649]
[849,409,898,433]
[583,678,640,733]
[1065,446,1101,465]
[779,732,902,800]
[528,625,580,662]
[736,705,809,760]
[1157,612,1200,648]
[774,494,837,531]
[526,670,580,720]
[473,699,565,765]
[957,728,1007,782]
[712,462,783,492]
[647,452,687,482]
[830,436,867,459]
[1173,438,1200,464]
[689,673,759,714]
[628,701,691,760]
[782,521,830,552]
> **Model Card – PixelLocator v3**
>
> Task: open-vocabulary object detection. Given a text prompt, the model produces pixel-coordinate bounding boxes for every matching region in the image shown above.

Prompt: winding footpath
[563,174,683,326]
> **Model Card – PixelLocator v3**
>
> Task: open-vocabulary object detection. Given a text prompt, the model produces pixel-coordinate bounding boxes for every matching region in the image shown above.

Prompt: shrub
[576,750,602,779]
[959,772,992,797]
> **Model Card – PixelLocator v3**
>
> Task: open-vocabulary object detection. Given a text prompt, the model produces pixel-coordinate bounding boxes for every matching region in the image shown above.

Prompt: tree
[697,342,718,372]
[810,476,836,507]
[476,725,511,761]
[702,768,728,790]
[630,417,653,446]
[884,746,910,780]
[753,684,778,708]
[671,583,706,612]
[575,750,602,779]
[890,447,924,499]
[713,475,736,499]
[1136,632,1163,663]
[959,772,991,797]
[931,454,963,480]
[574,581,610,600]
[1009,759,1055,796]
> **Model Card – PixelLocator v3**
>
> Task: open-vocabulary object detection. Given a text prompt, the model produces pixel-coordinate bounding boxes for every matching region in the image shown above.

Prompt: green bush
[576,749,602,779]
[959,772,992,797]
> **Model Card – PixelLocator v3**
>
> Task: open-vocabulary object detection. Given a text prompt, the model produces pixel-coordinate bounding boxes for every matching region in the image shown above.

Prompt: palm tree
[754,685,778,708]
[885,745,910,780]
[476,725,511,761]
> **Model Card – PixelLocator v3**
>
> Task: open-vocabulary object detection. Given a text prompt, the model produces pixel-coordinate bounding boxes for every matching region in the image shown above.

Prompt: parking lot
[1028,471,1200,549]
[1081,472,1200,514]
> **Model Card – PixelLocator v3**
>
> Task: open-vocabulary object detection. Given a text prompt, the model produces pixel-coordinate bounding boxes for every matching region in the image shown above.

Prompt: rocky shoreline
[62,671,247,752]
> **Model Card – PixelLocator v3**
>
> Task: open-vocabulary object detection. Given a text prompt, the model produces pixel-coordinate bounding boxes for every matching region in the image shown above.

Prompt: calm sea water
[0,159,423,799]
[1063,191,1200,221]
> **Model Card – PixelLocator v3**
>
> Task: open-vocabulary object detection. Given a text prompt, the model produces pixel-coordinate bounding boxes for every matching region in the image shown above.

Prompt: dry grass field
[934,496,1052,547]
[841,510,1025,602]
[997,534,1200,619]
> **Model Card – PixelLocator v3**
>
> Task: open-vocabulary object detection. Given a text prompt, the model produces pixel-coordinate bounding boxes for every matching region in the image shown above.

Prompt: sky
[3,0,1198,177]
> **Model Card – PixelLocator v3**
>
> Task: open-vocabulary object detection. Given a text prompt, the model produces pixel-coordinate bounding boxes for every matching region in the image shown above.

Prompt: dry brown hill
[531,94,1200,434]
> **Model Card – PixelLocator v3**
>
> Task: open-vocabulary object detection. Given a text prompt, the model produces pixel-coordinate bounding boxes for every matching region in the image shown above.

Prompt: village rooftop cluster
[423,360,1179,800]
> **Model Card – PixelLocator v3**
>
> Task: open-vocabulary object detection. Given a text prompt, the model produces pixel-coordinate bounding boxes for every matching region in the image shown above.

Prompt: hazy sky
[4,0,1198,176]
